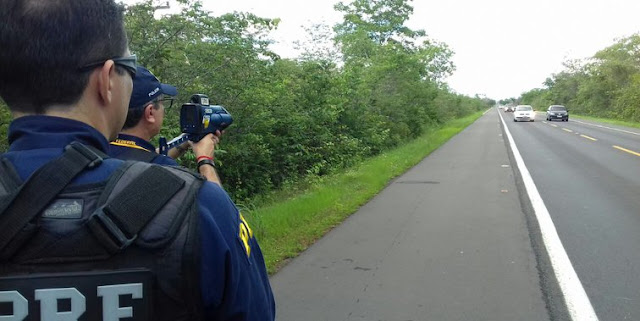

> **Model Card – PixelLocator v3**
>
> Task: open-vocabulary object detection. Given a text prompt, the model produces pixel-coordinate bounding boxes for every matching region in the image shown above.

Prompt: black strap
[87,165,185,253]
[0,158,22,216]
[0,142,104,256]
[117,148,159,163]
[0,158,22,193]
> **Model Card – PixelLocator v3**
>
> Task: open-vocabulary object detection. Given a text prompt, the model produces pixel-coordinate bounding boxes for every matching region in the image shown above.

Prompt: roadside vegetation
[0,0,492,270]
[0,0,492,200]
[510,33,640,125]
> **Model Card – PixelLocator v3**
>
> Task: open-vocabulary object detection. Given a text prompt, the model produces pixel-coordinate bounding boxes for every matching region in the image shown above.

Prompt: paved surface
[504,111,640,321]
[270,108,550,321]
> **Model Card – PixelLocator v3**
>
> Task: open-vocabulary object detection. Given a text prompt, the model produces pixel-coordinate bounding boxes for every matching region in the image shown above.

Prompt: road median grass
[243,111,484,274]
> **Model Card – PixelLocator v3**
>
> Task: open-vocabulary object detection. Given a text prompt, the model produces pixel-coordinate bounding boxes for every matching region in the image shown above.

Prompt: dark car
[546,105,568,121]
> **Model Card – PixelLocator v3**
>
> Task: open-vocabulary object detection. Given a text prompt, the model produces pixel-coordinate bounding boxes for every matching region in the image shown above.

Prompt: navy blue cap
[129,66,178,109]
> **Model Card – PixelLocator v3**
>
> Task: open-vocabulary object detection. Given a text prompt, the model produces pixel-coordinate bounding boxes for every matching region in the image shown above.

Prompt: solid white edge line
[572,119,640,136]
[498,110,599,321]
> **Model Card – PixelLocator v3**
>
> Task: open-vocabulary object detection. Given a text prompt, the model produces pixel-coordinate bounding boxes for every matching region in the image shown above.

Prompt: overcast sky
[156,0,640,100]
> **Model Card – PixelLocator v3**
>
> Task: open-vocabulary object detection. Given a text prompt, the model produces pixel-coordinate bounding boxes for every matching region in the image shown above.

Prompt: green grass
[241,111,484,274]
[570,114,640,129]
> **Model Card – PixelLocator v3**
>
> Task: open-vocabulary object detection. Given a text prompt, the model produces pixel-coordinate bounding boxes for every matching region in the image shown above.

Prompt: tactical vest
[0,142,205,321]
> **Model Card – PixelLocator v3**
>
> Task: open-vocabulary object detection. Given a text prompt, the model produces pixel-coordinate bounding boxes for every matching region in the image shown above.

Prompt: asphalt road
[503,110,640,321]
[270,108,550,321]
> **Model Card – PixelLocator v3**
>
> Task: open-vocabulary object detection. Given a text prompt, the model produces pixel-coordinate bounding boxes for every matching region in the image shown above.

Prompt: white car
[514,105,535,122]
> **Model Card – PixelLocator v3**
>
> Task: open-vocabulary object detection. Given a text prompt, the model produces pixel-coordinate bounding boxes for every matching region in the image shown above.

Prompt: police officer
[0,0,275,320]
[109,65,222,185]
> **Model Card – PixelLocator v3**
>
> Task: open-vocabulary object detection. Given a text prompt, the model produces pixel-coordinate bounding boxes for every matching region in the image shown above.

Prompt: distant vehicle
[505,105,515,112]
[546,105,569,121]
[514,105,535,122]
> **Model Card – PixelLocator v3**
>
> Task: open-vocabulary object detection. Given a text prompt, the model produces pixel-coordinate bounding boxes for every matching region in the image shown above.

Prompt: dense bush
[0,0,490,201]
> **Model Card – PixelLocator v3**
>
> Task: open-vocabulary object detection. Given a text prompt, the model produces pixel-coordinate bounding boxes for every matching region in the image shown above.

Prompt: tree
[294,23,342,65]
[334,0,419,47]
[529,34,640,120]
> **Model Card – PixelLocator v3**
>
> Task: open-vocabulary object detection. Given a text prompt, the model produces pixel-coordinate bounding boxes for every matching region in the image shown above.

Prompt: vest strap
[87,165,185,253]
[0,158,22,194]
[0,158,22,217]
[0,142,105,259]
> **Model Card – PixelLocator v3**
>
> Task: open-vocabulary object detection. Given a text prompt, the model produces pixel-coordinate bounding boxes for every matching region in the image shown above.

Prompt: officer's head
[122,66,177,137]
[0,0,132,140]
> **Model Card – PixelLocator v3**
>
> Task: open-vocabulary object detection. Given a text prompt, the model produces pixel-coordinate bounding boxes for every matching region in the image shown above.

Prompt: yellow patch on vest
[238,214,254,258]
[110,139,150,151]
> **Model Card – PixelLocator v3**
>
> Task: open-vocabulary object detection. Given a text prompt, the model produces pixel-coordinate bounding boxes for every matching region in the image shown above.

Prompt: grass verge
[243,111,484,274]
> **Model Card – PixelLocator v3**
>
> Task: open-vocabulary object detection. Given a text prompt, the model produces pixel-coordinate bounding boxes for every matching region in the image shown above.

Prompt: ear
[97,60,116,106]
[144,104,157,124]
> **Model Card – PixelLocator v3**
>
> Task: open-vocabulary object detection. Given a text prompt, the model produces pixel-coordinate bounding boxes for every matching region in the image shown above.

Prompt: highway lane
[502,110,640,321]
[544,117,640,159]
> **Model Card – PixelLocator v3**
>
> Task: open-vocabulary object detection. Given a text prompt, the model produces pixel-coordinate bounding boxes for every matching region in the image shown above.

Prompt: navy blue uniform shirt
[109,133,178,166]
[3,115,276,320]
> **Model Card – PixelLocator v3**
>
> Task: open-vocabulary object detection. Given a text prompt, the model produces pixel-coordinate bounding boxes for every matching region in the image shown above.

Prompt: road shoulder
[271,108,550,321]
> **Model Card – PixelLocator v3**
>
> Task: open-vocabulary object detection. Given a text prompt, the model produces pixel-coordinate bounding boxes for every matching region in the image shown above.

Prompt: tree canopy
[519,33,640,121]
[0,0,490,201]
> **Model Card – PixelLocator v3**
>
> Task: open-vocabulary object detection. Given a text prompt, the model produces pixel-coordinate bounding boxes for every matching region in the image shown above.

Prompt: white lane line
[562,128,573,133]
[581,135,597,141]
[499,112,599,321]
[572,120,640,136]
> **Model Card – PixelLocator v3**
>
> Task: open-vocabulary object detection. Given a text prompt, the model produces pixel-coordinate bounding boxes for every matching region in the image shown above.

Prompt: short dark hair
[0,0,128,113]
[122,97,162,130]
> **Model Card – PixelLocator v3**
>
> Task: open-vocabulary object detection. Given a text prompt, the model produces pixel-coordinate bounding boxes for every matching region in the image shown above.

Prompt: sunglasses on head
[78,55,137,78]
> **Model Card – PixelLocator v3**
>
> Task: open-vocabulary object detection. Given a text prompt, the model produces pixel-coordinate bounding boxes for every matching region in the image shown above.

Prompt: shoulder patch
[238,213,254,258]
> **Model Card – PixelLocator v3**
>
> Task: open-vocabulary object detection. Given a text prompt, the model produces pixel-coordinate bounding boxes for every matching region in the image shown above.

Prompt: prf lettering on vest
[0,283,142,321]
[238,214,254,258]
